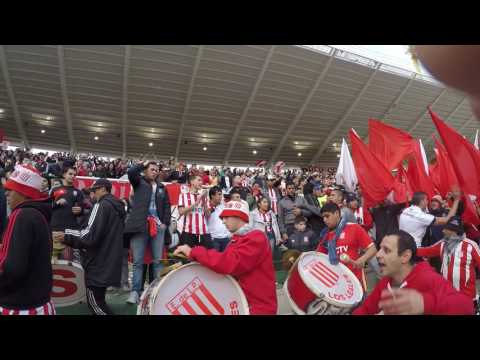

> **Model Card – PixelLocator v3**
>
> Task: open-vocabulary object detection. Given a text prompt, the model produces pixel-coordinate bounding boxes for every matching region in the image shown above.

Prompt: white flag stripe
[419,139,429,175]
[475,129,479,151]
[335,138,358,193]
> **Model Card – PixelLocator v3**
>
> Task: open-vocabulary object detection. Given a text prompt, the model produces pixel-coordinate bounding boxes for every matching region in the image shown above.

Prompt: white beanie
[219,200,249,223]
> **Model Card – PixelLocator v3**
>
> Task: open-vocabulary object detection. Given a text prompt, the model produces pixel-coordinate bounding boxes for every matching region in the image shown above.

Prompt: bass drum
[138,262,249,315]
[51,260,86,307]
[283,252,363,315]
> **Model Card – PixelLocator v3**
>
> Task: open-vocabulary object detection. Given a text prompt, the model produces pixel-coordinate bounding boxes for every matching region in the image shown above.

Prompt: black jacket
[286,230,316,252]
[124,164,171,235]
[0,199,53,309]
[64,193,126,288]
[50,185,84,231]
[0,187,7,236]
[168,170,187,184]
[303,192,326,236]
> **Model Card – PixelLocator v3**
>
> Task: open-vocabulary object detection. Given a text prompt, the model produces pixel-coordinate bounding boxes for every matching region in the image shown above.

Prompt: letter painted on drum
[52,269,78,298]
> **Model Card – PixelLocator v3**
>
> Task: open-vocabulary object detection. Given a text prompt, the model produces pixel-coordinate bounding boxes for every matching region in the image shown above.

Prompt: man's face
[231,193,241,202]
[211,191,223,206]
[41,178,49,191]
[377,235,407,277]
[94,187,107,201]
[286,185,296,197]
[313,188,323,197]
[222,216,243,233]
[190,176,202,190]
[295,221,307,232]
[348,199,359,210]
[6,189,27,209]
[63,169,76,185]
[328,190,342,205]
[321,211,341,230]
[442,228,458,239]
[233,176,241,186]
[418,195,428,210]
[430,200,441,211]
[144,164,159,182]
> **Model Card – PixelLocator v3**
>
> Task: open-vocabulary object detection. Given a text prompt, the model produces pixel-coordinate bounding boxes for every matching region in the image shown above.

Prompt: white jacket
[249,208,282,244]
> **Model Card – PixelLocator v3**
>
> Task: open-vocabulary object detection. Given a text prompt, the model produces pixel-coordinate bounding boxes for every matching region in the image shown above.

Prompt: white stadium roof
[0,45,477,166]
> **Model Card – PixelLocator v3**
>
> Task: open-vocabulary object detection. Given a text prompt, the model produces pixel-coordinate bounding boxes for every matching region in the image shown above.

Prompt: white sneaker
[126,291,139,305]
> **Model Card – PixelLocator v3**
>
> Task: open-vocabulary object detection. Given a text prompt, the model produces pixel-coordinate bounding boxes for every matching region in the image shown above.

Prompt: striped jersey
[0,301,56,315]
[417,238,480,299]
[260,211,273,234]
[178,191,209,235]
[268,187,278,215]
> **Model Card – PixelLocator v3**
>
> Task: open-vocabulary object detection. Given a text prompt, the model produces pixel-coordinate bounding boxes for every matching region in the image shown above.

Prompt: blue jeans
[212,237,230,252]
[130,225,166,294]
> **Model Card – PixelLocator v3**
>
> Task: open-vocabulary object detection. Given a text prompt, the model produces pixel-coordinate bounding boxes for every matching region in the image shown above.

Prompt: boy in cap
[0,164,55,315]
[174,200,277,315]
[417,216,480,312]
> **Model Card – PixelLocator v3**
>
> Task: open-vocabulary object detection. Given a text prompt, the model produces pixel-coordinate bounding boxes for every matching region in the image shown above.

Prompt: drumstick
[167,252,189,260]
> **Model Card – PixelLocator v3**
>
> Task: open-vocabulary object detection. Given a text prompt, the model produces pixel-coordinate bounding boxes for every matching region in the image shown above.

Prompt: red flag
[432,136,459,198]
[430,109,480,198]
[429,109,480,224]
[368,119,416,170]
[405,140,435,200]
[393,166,414,204]
[349,129,395,208]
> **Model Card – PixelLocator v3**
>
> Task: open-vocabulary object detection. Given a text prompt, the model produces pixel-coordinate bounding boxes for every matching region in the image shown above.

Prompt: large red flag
[405,140,435,200]
[432,136,459,198]
[368,119,416,170]
[430,109,480,198]
[349,129,395,208]
[430,109,480,224]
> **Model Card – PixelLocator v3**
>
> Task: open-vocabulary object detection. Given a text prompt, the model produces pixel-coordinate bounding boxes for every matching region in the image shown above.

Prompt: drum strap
[319,217,347,265]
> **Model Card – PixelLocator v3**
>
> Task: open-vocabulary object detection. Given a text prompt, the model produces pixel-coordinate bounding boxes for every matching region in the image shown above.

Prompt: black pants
[86,287,114,315]
[180,232,214,249]
[141,264,155,291]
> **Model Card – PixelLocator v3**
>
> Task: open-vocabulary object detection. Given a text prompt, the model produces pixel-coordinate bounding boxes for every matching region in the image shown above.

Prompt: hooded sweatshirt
[189,225,277,315]
[353,261,474,315]
[0,199,53,309]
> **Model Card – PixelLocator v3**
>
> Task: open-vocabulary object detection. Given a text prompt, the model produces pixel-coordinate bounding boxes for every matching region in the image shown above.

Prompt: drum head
[297,252,363,308]
[149,262,249,315]
[51,260,86,307]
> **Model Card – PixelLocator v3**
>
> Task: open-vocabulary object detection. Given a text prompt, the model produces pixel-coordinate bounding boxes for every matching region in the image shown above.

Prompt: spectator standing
[124,161,171,305]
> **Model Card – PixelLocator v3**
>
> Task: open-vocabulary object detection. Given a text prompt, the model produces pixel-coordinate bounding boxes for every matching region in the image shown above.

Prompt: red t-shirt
[316,223,374,291]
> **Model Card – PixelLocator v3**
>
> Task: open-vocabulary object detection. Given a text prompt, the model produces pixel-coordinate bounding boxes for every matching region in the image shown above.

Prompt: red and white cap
[219,200,250,223]
[4,164,45,200]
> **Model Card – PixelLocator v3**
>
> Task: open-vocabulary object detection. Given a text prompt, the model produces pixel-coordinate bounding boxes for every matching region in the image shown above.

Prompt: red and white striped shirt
[260,211,273,234]
[0,301,56,315]
[353,207,373,231]
[268,187,278,215]
[178,191,209,235]
[417,238,480,299]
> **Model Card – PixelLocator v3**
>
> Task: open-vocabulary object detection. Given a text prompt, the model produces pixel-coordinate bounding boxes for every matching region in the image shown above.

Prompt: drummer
[174,200,277,315]
[317,202,377,291]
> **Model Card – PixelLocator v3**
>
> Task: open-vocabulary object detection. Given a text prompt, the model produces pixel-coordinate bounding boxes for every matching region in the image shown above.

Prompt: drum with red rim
[284,252,363,315]
[51,260,86,307]
[138,262,250,315]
